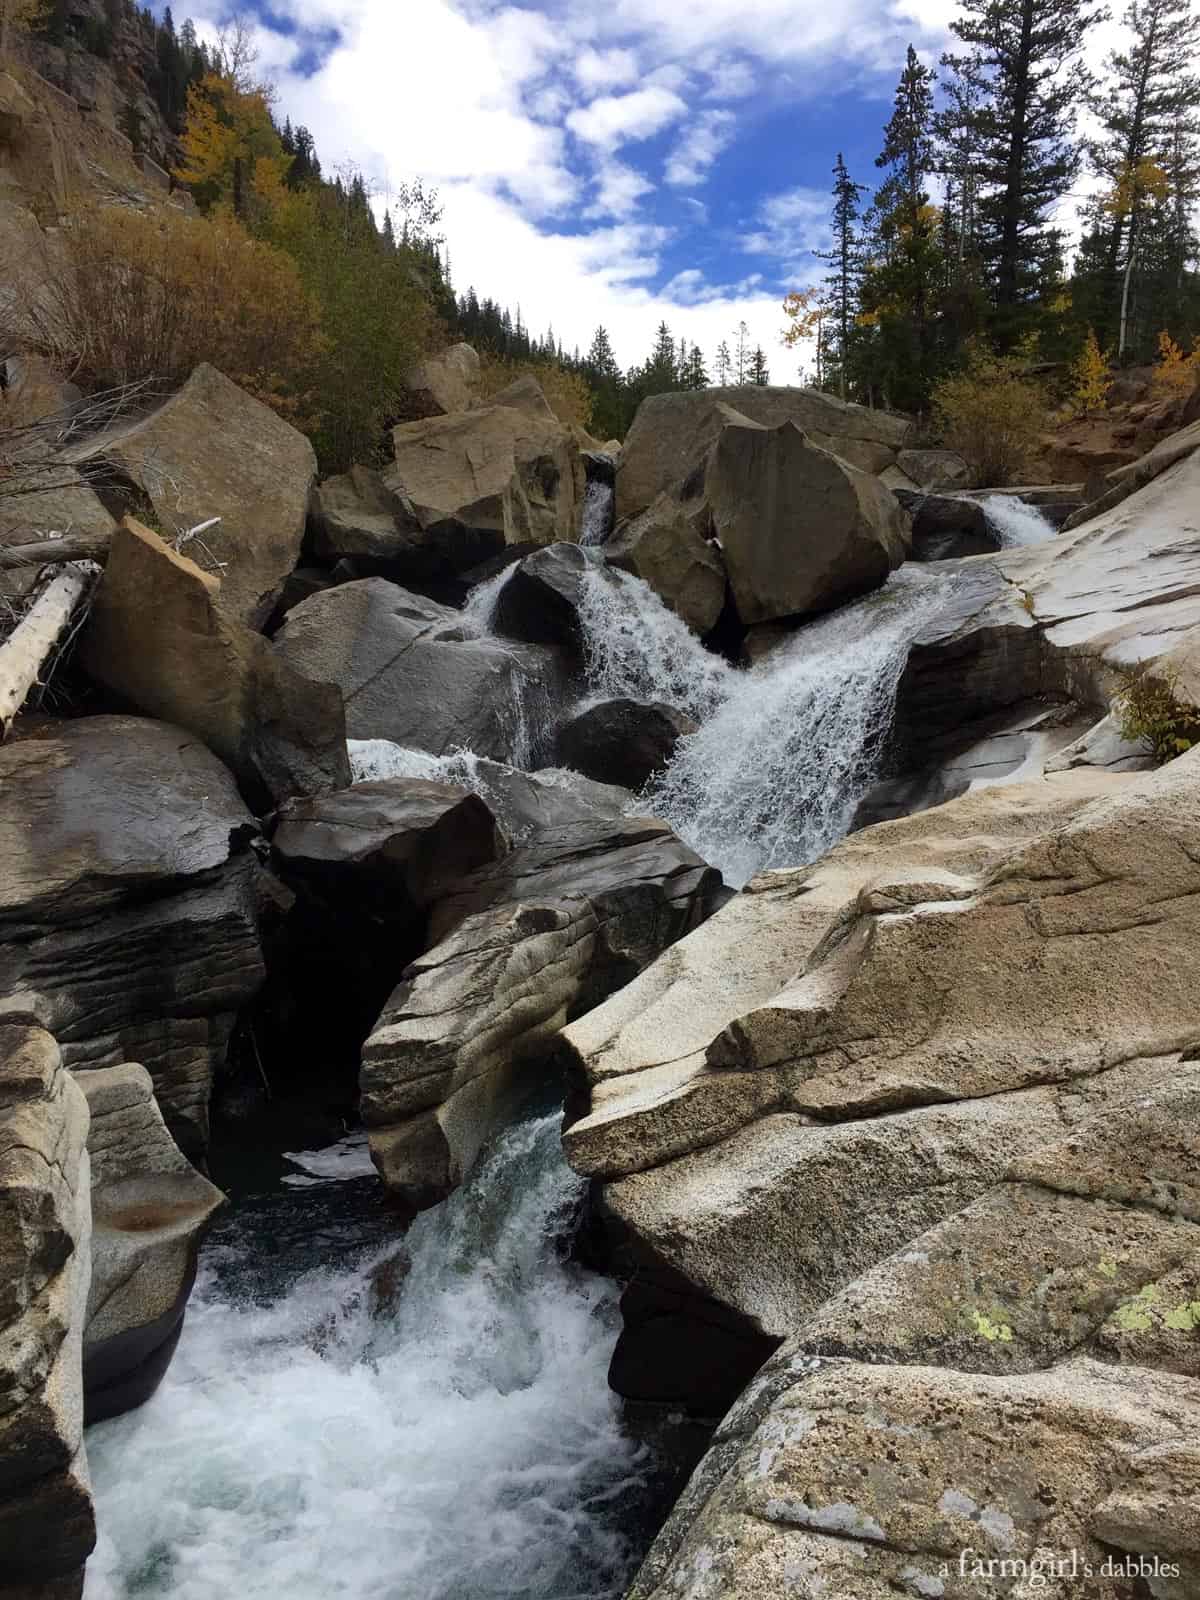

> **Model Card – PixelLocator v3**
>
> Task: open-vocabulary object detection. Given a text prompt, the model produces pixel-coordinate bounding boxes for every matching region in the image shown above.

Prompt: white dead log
[0,562,95,736]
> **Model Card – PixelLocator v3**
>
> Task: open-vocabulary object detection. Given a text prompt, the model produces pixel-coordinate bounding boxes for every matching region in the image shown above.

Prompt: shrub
[1113,664,1200,763]
[20,204,324,424]
[1152,330,1200,398]
[1070,328,1113,416]
[931,347,1048,487]
[477,351,594,432]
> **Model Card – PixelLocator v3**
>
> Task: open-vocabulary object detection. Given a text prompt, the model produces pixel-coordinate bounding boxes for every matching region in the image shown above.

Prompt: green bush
[1113,664,1200,763]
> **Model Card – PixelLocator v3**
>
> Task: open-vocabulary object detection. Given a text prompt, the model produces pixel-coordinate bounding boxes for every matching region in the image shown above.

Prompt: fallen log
[0,531,112,570]
[0,562,96,736]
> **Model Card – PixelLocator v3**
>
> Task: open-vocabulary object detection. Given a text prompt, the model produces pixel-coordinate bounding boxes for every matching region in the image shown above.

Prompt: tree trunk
[0,531,112,570]
[0,564,95,736]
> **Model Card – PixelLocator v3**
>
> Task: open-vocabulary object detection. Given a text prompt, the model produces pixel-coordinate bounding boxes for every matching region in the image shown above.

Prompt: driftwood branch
[0,515,223,571]
[0,562,96,736]
[0,531,113,570]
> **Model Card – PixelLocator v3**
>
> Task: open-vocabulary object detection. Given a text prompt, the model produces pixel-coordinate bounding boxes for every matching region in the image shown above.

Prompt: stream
[84,1114,672,1600]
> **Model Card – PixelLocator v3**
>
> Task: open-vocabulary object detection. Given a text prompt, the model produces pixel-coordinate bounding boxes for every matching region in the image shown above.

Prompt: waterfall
[979,494,1057,547]
[85,1116,648,1600]
[574,562,732,722]
[579,480,614,547]
[571,565,947,889]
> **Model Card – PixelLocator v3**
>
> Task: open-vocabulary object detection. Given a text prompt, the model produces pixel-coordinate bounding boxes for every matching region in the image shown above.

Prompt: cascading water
[579,479,615,547]
[574,562,732,722]
[85,1115,649,1600]
[978,494,1057,547]
[573,563,948,888]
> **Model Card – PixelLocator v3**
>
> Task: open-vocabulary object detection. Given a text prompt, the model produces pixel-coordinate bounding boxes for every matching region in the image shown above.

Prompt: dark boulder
[895,489,1001,562]
[557,698,696,790]
[493,542,592,658]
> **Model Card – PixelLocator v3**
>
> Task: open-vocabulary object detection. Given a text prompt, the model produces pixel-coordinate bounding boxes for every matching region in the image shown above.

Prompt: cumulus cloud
[742,186,833,279]
[566,86,688,147]
[574,46,640,91]
[585,160,656,219]
[664,110,736,187]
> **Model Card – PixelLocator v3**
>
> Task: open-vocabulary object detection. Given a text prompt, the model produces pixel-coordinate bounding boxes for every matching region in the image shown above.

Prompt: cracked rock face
[0,1022,94,1600]
[361,812,721,1207]
[275,576,570,764]
[0,718,267,1160]
[78,1064,224,1424]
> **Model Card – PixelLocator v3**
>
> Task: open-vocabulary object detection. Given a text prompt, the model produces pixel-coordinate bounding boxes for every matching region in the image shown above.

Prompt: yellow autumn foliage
[1153,330,1200,397]
[1070,328,1113,415]
[931,345,1048,486]
[34,205,324,421]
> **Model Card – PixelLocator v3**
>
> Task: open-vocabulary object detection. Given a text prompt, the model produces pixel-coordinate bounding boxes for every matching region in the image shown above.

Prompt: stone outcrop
[70,363,317,629]
[492,541,592,657]
[272,779,505,916]
[307,464,455,576]
[605,493,727,636]
[895,488,1000,562]
[0,718,266,1159]
[80,518,350,810]
[383,380,584,558]
[275,576,568,765]
[403,342,481,418]
[616,387,911,521]
[556,698,696,790]
[1062,415,1200,532]
[0,1022,94,1600]
[561,774,1136,1387]
[895,446,972,491]
[362,812,721,1208]
[708,420,911,623]
[79,1064,223,1424]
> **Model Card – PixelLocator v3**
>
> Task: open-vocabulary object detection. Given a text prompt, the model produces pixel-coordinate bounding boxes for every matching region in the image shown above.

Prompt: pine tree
[733,320,750,383]
[715,340,732,384]
[585,326,620,382]
[1084,0,1200,356]
[681,343,710,389]
[815,153,867,396]
[749,346,769,384]
[945,0,1104,342]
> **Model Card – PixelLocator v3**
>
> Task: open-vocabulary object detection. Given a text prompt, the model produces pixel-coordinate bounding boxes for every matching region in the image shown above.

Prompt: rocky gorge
[1,338,1199,1600]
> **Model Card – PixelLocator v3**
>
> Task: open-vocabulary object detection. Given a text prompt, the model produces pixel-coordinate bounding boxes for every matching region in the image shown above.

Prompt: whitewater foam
[85,1116,645,1600]
[978,494,1057,547]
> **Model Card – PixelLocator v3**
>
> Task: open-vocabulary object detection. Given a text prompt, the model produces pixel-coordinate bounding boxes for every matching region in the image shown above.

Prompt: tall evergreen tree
[714,340,732,384]
[749,346,769,384]
[815,153,867,396]
[944,0,1103,342]
[1083,0,1200,356]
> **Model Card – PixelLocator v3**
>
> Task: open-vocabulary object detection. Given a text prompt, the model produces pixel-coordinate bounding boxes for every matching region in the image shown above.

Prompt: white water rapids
[978,494,1057,547]
[574,560,948,887]
[85,1116,647,1600]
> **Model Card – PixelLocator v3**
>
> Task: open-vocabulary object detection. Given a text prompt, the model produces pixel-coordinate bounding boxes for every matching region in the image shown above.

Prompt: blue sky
[173,0,1125,371]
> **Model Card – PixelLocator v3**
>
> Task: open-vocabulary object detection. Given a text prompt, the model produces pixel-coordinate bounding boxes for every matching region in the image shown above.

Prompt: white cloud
[585,160,656,219]
[574,46,640,91]
[664,110,736,186]
[742,186,832,280]
[703,59,758,100]
[566,86,687,147]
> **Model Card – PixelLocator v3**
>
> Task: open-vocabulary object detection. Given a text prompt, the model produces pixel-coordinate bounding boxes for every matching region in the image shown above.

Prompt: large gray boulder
[0,1022,94,1600]
[560,772,1137,1398]
[708,420,911,623]
[556,698,696,790]
[492,541,592,657]
[384,380,584,557]
[272,779,505,915]
[79,1064,224,1424]
[605,492,727,636]
[80,518,349,811]
[616,386,911,521]
[275,577,569,765]
[403,342,481,417]
[308,463,499,579]
[0,718,267,1159]
[70,363,317,629]
[362,814,721,1207]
